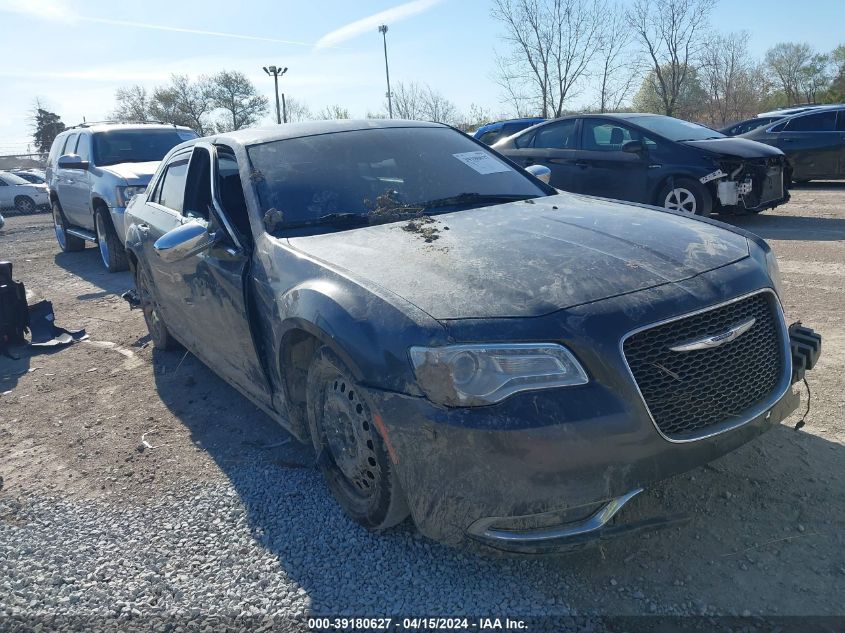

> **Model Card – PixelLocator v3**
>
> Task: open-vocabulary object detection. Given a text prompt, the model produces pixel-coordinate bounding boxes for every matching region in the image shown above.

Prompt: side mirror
[525,164,551,184]
[57,154,89,170]
[154,221,218,263]
[622,140,645,154]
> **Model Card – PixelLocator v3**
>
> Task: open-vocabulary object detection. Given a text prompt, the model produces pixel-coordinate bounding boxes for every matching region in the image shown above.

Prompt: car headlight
[409,343,588,407]
[765,248,785,297]
[116,185,146,206]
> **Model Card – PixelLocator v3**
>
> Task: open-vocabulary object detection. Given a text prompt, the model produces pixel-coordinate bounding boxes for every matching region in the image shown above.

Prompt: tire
[306,345,409,530]
[95,206,129,272]
[657,177,712,216]
[14,196,35,214]
[136,264,179,350]
[52,201,85,252]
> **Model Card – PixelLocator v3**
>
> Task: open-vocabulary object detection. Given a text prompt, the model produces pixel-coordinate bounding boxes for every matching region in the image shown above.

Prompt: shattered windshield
[246,126,548,235]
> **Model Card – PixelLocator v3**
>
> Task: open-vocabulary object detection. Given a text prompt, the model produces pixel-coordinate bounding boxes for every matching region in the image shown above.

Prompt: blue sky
[1,0,843,153]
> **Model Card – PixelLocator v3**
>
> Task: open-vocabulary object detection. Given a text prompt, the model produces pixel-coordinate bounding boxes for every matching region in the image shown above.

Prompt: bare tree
[594,2,641,112]
[284,97,313,123]
[208,70,269,132]
[626,0,713,117]
[829,44,845,101]
[699,31,767,125]
[152,74,214,135]
[390,82,426,120]
[420,85,458,124]
[765,42,813,104]
[111,85,151,122]
[492,0,605,118]
[318,104,351,120]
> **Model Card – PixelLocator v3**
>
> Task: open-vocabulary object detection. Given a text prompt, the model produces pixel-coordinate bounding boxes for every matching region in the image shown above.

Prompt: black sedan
[123,120,819,552]
[741,106,845,183]
[494,113,789,216]
[718,116,784,137]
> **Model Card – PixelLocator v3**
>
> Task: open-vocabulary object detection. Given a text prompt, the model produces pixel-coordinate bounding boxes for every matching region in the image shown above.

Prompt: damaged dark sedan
[494,113,790,216]
[123,120,820,552]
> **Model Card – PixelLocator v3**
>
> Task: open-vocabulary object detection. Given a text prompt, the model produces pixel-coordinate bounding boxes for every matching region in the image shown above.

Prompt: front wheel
[657,177,712,216]
[53,202,84,252]
[95,207,129,272]
[136,265,179,350]
[306,346,409,530]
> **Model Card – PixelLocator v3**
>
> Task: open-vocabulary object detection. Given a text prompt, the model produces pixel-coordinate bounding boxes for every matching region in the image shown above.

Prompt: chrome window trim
[619,288,792,444]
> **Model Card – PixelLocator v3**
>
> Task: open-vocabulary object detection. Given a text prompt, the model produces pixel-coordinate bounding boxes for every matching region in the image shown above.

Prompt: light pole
[378,25,393,119]
[262,65,288,123]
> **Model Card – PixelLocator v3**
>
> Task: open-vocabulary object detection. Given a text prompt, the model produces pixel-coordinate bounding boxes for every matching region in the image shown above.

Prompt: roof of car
[177,119,448,150]
[63,122,196,134]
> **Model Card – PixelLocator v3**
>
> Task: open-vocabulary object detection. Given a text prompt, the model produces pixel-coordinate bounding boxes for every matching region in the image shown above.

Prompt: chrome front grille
[623,292,786,440]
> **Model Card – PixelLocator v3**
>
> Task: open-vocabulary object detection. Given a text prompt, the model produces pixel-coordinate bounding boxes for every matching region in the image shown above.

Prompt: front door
[576,118,650,203]
[155,143,271,405]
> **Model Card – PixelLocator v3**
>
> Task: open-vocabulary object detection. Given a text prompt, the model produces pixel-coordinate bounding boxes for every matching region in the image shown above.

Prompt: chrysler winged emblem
[669,317,756,353]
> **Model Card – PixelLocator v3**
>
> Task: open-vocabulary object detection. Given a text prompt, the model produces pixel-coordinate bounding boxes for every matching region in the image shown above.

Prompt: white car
[0,171,49,213]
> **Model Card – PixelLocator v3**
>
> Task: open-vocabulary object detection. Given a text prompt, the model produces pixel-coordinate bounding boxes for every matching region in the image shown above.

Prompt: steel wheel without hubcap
[306,346,409,529]
[664,187,697,213]
[136,266,176,349]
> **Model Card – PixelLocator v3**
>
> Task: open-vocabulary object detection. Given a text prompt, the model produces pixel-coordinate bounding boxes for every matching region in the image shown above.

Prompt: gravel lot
[1,185,844,628]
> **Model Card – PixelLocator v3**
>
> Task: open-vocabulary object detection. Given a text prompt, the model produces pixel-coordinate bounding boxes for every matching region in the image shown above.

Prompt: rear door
[775,110,840,179]
[576,118,651,203]
[65,133,94,228]
[503,119,581,192]
[56,133,86,224]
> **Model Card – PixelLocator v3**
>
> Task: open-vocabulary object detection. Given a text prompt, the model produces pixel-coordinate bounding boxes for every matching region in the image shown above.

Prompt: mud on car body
[122,120,821,552]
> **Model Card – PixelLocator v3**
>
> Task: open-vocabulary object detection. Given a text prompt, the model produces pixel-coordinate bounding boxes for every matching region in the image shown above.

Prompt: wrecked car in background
[123,120,820,552]
[494,113,790,216]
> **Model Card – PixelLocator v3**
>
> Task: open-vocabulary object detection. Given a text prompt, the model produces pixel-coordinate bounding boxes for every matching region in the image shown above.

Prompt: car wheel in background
[136,265,179,350]
[52,201,85,252]
[658,177,712,216]
[306,345,409,530]
[14,196,35,214]
[95,206,129,273]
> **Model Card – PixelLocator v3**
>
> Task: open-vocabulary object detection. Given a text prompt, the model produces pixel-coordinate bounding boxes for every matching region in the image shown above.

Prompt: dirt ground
[1,184,844,617]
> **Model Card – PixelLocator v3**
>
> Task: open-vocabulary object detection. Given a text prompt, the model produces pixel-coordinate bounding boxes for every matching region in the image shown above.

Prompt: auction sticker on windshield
[452,151,511,175]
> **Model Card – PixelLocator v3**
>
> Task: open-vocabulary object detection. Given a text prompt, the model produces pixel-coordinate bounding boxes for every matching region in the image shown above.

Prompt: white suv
[46,122,197,272]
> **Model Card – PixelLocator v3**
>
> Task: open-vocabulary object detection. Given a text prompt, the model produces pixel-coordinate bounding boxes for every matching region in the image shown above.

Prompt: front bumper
[369,265,820,552]
[108,206,128,245]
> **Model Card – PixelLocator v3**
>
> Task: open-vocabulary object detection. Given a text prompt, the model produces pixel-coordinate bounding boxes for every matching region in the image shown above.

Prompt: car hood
[100,161,160,184]
[288,194,749,320]
[681,137,784,159]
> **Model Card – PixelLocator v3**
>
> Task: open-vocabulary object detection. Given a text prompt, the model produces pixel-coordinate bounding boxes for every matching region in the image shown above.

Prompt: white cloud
[0,0,77,22]
[315,0,443,49]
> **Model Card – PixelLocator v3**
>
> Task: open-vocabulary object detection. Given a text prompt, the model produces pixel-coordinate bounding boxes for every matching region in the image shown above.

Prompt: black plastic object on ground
[0,261,30,352]
[27,300,87,348]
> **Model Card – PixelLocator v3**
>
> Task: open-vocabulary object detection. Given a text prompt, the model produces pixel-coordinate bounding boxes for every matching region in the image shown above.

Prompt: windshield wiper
[277,213,369,231]
[414,192,539,211]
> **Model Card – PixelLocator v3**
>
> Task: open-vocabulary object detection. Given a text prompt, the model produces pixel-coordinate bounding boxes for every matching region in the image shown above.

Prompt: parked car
[740,106,845,183]
[0,171,49,213]
[46,121,198,271]
[494,113,790,216]
[472,117,546,145]
[719,116,784,137]
[123,120,820,551]
[11,170,46,184]
[0,210,5,230]
[756,104,827,118]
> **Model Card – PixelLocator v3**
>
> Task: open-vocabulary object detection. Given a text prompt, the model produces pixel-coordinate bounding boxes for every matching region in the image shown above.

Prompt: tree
[633,64,708,121]
[388,82,458,123]
[594,2,640,112]
[112,85,151,122]
[626,0,713,116]
[699,31,768,125]
[765,42,813,105]
[30,100,66,153]
[284,97,313,123]
[798,53,831,103]
[492,0,605,118]
[419,85,458,124]
[318,104,351,120]
[390,82,426,120]
[828,44,845,101]
[208,70,269,132]
[152,74,215,135]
